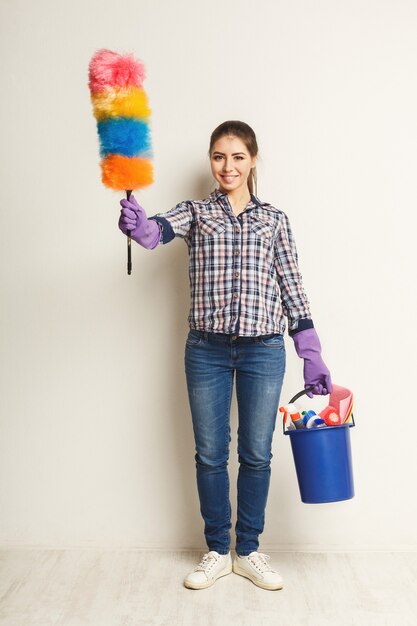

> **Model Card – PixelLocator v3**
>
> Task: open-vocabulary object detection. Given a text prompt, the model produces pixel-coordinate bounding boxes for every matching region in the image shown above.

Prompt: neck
[222,187,251,207]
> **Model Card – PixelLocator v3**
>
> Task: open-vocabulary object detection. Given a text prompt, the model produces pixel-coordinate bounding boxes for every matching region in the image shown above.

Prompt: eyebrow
[212,151,247,156]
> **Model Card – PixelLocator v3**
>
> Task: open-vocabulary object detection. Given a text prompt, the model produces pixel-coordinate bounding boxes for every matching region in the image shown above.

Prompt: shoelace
[195,551,220,572]
[248,552,275,573]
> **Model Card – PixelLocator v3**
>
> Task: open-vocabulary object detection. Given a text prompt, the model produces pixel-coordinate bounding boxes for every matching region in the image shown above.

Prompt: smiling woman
[117,118,333,592]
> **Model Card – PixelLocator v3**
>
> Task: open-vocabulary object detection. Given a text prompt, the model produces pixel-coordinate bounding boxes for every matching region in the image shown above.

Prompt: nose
[223,157,233,171]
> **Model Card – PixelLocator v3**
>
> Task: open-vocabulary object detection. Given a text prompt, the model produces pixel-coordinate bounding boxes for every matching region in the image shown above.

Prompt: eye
[235,155,244,160]
[212,155,223,161]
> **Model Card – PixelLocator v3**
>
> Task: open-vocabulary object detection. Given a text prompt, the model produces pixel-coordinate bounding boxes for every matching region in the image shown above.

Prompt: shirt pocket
[249,214,274,239]
[198,214,226,236]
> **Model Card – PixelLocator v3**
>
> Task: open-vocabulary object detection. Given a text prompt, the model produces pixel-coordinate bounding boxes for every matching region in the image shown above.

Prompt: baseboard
[1,543,417,552]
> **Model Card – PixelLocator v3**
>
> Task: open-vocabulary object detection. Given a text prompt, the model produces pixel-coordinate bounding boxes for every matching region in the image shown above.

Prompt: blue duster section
[97,118,151,158]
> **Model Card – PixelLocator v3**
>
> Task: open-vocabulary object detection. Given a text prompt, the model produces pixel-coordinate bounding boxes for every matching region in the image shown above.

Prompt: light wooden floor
[0,549,416,626]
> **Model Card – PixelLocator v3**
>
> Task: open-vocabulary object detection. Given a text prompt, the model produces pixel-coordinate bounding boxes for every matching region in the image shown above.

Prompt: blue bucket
[283,388,355,504]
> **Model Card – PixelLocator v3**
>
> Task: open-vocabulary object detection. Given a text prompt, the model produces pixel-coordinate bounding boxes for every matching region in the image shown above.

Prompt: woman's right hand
[119,195,147,236]
[118,195,160,249]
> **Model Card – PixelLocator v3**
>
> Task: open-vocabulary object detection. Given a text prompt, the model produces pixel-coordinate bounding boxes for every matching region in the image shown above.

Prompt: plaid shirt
[148,188,314,337]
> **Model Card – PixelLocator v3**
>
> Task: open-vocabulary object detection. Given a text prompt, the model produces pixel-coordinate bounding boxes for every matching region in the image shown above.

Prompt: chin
[217,180,240,192]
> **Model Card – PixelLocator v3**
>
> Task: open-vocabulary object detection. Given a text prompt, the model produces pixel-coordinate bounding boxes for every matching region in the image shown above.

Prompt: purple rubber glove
[119,194,160,249]
[292,328,333,398]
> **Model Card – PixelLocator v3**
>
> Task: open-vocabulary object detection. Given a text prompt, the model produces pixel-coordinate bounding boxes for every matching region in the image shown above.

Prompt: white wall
[1,0,416,550]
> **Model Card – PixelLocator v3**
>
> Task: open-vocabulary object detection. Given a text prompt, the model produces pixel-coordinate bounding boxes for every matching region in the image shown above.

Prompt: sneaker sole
[184,563,233,590]
[232,562,284,591]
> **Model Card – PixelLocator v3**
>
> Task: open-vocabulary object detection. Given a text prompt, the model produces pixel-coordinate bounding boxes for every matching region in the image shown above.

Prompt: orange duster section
[101,155,154,191]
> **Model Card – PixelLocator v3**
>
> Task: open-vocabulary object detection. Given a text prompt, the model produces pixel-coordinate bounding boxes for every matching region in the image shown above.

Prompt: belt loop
[204,331,208,341]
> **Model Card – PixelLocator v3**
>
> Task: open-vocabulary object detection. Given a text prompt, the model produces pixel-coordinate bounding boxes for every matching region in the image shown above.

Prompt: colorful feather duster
[88,48,154,273]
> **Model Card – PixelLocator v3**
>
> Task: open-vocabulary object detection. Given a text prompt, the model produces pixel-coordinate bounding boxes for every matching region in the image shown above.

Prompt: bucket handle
[282,386,355,433]
[288,386,315,405]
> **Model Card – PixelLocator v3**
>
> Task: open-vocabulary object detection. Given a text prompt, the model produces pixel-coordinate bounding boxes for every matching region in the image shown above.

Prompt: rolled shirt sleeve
[148,201,193,244]
[274,212,314,335]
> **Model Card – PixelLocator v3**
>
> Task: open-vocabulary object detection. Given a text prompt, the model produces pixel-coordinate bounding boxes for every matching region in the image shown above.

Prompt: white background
[1,0,416,550]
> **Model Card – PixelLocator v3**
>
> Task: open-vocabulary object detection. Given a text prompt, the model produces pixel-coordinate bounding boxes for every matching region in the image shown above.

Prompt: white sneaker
[233,551,284,590]
[184,551,232,589]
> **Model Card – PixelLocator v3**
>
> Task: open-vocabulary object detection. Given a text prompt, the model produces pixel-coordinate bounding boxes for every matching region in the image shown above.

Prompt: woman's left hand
[291,328,333,398]
[302,354,333,398]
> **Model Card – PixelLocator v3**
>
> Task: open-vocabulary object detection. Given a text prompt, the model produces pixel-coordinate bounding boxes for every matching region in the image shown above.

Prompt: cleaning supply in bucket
[301,410,326,428]
[282,412,296,431]
[279,404,305,429]
[328,384,353,423]
[280,401,349,431]
[319,405,342,426]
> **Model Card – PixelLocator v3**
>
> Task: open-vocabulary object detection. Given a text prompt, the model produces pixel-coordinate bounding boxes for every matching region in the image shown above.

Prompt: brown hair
[208,120,258,195]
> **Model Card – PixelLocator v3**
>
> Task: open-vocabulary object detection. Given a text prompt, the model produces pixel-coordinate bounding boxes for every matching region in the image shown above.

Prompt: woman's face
[210,135,257,195]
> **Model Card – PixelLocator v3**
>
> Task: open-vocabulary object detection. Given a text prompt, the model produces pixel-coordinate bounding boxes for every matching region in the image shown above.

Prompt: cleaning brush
[88,48,154,274]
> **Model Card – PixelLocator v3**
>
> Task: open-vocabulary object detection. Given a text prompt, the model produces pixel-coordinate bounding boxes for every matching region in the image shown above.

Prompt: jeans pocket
[259,333,284,348]
[186,330,204,346]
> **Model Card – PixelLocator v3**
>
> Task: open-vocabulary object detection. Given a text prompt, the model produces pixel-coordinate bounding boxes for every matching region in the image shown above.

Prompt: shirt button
[233,293,239,299]
[232,315,237,320]
[235,250,240,256]
[234,271,240,278]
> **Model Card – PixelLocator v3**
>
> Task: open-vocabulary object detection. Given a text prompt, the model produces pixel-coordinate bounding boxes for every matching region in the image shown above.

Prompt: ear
[251,155,258,168]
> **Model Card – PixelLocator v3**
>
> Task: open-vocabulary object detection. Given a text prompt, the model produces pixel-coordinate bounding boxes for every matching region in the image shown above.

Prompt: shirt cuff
[288,318,315,337]
[148,215,175,244]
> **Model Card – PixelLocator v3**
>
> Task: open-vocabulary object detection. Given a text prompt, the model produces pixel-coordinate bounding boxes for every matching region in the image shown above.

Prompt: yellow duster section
[91,87,151,121]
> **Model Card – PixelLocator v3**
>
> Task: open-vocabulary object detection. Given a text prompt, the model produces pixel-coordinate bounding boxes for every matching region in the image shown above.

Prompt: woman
[118,121,332,591]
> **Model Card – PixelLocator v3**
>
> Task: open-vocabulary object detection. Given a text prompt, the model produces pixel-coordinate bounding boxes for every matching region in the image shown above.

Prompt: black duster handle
[126,189,132,275]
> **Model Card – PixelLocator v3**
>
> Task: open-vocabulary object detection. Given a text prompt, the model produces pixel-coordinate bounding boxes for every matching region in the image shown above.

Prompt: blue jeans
[184,329,286,557]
